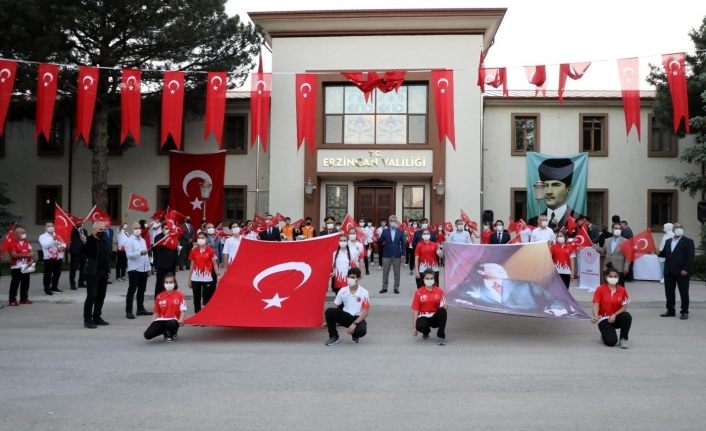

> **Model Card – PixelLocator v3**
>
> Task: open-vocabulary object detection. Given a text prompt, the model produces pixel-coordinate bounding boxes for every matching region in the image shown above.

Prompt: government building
[1,8,697,242]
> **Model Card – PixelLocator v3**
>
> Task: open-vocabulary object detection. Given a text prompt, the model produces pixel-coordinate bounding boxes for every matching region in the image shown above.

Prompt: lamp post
[304,177,316,199]
[433,178,446,202]
[200,180,212,222]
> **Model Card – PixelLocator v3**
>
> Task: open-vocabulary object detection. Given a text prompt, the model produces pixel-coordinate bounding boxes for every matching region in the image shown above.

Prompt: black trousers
[325,307,367,339]
[69,252,86,287]
[127,270,149,313]
[664,273,690,314]
[378,248,383,267]
[154,268,174,296]
[116,251,127,279]
[9,268,30,302]
[179,242,192,270]
[144,319,180,339]
[415,271,440,288]
[416,308,447,338]
[192,280,214,313]
[43,259,62,291]
[597,312,632,346]
[559,274,571,289]
[406,247,414,269]
[363,255,370,274]
[84,271,108,322]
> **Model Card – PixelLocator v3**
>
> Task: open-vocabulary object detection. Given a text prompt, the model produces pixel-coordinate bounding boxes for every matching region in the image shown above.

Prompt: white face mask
[557,237,566,244]
[390,222,397,229]
[347,277,358,288]
[422,234,431,241]
[495,226,503,231]
[613,229,622,237]
[206,227,215,235]
[197,238,207,246]
[122,225,128,231]
[133,229,142,237]
[540,221,549,228]
[456,225,464,231]
[420,223,428,229]
[232,227,241,235]
[164,283,175,291]
[367,222,372,227]
[348,234,357,241]
[359,222,365,227]
[163,230,169,236]
[326,223,334,229]
[339,241,347,248]
[674,228,684,237]
[20,233,27,240]
[606,277,619,285]
[46,227,55,234]
[423,278,435,287]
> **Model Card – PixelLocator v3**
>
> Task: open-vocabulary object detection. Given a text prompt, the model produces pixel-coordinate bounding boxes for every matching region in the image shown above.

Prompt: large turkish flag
[185,234,340,327]
[168,151,225,225]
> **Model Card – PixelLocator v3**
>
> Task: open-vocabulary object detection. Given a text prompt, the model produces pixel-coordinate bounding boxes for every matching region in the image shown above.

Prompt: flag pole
[255,136,261,215]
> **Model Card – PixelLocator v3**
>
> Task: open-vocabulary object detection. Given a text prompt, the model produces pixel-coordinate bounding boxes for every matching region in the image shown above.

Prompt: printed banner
[577,246,601,291]
[526,152,588,229]
[444,242,589,319]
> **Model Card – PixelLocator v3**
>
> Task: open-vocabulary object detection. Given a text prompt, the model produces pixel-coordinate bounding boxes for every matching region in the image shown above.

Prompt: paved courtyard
[1,266,705,430]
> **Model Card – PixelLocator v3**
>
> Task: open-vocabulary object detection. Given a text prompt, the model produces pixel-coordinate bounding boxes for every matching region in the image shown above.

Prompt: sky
[226,0,706,91]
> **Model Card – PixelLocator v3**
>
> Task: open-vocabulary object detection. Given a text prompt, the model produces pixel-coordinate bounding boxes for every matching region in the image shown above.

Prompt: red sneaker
[20,299,33,305]
[9,300,19,306]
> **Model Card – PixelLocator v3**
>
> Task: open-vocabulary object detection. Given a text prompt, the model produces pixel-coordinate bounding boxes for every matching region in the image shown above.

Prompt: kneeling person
[144,274,186,343]
[412,269,448,345]
[591,268,631,349]
[325,268,370,346]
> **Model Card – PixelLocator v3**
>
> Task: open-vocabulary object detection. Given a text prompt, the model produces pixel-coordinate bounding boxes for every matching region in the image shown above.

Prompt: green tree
[0,0,263,209]
[0,181,21,233]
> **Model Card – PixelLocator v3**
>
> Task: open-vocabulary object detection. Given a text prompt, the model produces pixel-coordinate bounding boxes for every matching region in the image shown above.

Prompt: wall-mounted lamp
[304,177,317,198]
[433,178,446,202]
[532,180,546,201]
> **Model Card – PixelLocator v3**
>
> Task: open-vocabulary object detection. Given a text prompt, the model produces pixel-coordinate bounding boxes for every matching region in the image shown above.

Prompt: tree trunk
[91,107,109,210]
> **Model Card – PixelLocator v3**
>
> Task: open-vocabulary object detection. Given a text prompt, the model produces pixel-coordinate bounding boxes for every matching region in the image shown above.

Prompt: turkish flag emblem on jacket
[168,151,225,225]
[186,234,339,327]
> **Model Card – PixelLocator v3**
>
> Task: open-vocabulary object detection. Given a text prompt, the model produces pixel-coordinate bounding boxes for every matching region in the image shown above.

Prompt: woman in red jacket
[550,232,574,289]
[591,268,631,349]
[144,273,186,343]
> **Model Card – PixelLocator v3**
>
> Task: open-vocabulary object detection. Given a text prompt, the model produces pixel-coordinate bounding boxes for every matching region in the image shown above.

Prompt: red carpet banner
[444,242,589,319]
[169,151,225,224]
[186,234,339,327]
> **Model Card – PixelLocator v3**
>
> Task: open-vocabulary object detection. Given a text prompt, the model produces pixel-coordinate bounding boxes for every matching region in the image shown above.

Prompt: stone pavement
[1,265,705,430]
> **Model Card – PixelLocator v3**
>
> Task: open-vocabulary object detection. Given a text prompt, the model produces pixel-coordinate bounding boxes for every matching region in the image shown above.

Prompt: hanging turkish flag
[480,67,508,97]
[185,234,339,327]
[662,53,690,134]
[1,223,17,255]
[0,60,17,137]
[161,71,185,149]
[617,57,641,141]
[168,151,225,225]
[620,229,656,262]
[36,63,59,140]
[295,73,317,153]
[76,66,99,145]
[525,65,547,96]
[121,69,141,144]
[205,71,227,147]
[54,204,77,244]
[85,205,112,226]
[558,62,590,104]
[431,69,456,149]
[476,51,487,92]
[128,193,150,212]
[250,56,271,151]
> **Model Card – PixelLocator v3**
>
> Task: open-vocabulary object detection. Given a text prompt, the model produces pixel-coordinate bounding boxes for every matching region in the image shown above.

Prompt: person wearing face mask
[480,223,492,244]
[591,268,631,348]
[411,218,437,264]
[347,228,365,271]
[258,216,281,242]
[405,220,419,275]
[138,219,151,248]
[125,222,152,319]
[330,235,353,295]
[222,222,243,265]
[377,215,406,294]
[244,220,259,240]
[550,232,575,288]
[188,232,219,313]
[152,222,179,297]
[281,217,295,241]
[80,221,111,328]
[658,222,694,319]
[412,269,448,345]
[324,268,370,346]
[414,229,443,288]
[301,217,317,239]
[593,223,630,286]
[179,217,194,271]
[115,221,129,282]
[360,218,374,273]
[320,216,337,236]
[69,222,89,290]
[489,220,511,245]
[38,221,66,295]
[529,215,556,244]
[375,219,387,268]
[446,218,472,245]
[144,274,186,343]
[657,223,674,284]
[149,218,162,246]
[8,226,35,306]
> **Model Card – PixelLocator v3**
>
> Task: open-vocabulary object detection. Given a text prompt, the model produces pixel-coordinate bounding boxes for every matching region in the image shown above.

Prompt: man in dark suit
[259,214,281,241]
[152,222,179,296]
[320,216,338,236]
[69,225,88,289]
[179,216,194,270]
[658,222,695,319]
[377,215,406,294]
[528,158,581,229]
[488,220,511,244]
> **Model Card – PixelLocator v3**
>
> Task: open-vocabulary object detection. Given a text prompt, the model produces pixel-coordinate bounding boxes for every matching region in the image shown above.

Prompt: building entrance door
[355,185,395,225]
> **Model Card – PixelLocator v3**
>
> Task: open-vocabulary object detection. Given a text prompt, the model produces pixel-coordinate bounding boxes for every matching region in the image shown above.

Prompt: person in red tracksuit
[412,269,448,345]
[144,273,186,343]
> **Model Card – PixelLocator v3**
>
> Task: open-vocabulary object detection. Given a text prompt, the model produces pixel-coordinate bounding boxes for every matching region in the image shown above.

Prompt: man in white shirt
[38,222,66,295]
[324,268,370,345]
[222,222,243,265]
[447,219,473,244]
[125,222,152,319]
[530,215,556,244]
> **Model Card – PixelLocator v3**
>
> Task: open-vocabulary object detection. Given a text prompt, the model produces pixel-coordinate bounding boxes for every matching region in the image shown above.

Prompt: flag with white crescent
[617,57,641,142]
[0,59,17,137]
[205,71,227,147]
[128,193,150,213]
[54,204,76,244]
[36,63,59,140]
[85,206,112,226]
[250,55,271,151]
[431,69,456,150]
[76,66,99,145]
[295,73,317,154]
[620,228,656,262]
[121,69,141,144]
[480,67,508,97]
[558,62,590,104]
[185,234,340,327]
[168,151,225,225]
[662,53,690,134]
[161,71,185,149]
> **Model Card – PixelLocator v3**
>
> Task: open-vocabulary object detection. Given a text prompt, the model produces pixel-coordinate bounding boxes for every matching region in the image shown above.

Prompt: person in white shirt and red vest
[38,222,66,295]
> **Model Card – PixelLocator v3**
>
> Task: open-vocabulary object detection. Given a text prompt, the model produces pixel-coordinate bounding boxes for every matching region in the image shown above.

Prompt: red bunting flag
[480,67,508,97]
[205,71,227,147]
[250,55,271,151]
[161,71,185,149]
[128,193,150,213]
[295,73,317,153]
[558,62,590,104]
[662,53,690,134]
[121,69,141,144]
[617,57,641,141]
[1,223,17,255]
[0,60,17,137]
[76,66,99,145]
[525,65,547,96]
[620,229,656,262]
[54,204,76,244]
[85,205,112,226]
[476,50,488,92]
[36,63,59,140]
[341,71,406,102]
[431,69,456,149]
